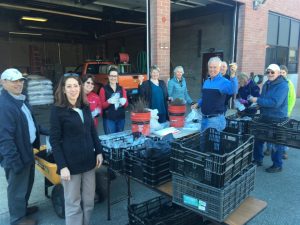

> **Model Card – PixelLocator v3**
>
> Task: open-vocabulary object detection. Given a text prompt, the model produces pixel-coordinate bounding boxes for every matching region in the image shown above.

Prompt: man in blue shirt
[192,57,238,131]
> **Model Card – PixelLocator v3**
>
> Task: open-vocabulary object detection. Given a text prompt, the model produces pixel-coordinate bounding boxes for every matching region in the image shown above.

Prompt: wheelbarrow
[34,146,65,218]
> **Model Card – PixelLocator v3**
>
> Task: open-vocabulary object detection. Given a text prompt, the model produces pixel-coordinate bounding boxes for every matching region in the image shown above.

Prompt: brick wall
[236,0,300,96]
[150,0,171,82]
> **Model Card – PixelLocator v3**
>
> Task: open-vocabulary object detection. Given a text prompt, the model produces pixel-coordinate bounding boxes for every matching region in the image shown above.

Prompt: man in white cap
[0,68,39,225]
[249,64,289,173]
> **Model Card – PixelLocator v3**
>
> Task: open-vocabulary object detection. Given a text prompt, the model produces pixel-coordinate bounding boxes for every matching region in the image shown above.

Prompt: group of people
[0,56,296,225]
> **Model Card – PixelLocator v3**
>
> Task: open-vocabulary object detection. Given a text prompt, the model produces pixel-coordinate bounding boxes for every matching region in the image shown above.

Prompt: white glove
[107,97,118,104]
[91,108,100,118]
[119,98,126,106]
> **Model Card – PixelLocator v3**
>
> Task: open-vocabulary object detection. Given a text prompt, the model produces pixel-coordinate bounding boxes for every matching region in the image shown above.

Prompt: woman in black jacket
[50,73,103,225]
[139,65,169,123]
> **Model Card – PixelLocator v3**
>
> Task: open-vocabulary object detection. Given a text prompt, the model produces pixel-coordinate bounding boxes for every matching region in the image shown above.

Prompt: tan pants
[62,168,95,225]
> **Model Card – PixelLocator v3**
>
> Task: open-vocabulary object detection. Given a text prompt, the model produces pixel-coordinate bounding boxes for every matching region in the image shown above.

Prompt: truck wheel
[51,184,65,218]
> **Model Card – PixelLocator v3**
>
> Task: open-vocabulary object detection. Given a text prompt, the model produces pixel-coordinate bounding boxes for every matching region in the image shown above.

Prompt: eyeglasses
[109,75,118,78]
[265,70,275,75]
[64,73,79,77]
[85,81,94,85]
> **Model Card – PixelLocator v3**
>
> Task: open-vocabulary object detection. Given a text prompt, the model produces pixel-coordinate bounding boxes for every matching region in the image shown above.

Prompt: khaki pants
[62,168,95,225]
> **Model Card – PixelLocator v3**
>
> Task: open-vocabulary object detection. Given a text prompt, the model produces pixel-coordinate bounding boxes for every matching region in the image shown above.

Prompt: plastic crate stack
[225,114,253,134]
[249,117,300,149]
[128,195,205,225]
[170,128,256,222]
[99,131,145,172]
[124,149,171,187]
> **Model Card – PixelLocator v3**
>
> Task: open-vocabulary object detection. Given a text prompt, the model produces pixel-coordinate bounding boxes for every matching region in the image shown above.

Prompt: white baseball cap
[266,64,280,72]
[1,68,26,81]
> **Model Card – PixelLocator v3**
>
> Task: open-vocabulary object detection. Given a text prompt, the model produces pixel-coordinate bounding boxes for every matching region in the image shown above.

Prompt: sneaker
[264,149,271,156]
[252,160,263,167]
[266,166,282,173]
[282,153,288,160]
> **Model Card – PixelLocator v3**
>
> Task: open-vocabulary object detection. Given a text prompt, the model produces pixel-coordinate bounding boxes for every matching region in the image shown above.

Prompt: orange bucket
[168,105,186,128]
[131,111,151,135]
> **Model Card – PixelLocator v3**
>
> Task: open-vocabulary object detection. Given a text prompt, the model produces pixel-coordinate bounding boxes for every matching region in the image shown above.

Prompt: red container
[131,111,151,135]
[168,105,186,128]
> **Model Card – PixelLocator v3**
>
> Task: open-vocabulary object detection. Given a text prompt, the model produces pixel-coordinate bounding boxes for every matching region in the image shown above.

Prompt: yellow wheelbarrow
[34,146,65,218]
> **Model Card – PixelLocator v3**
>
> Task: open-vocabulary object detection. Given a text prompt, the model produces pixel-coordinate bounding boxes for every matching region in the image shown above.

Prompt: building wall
[236,0,300,96]
[171,11,233,99]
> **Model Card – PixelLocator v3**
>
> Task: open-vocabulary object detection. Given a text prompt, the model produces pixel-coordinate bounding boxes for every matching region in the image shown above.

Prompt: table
[156,182,267,225]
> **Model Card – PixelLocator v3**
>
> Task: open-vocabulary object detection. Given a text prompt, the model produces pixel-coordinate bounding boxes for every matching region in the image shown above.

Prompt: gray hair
[208,57,222,66]
[221,61,228,68]
[174,66,184,75]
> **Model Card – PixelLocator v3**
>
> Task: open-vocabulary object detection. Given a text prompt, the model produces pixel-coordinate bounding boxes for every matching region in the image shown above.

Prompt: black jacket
[139,80,169,118]
[0,90,40,174]
[50,105,103,175]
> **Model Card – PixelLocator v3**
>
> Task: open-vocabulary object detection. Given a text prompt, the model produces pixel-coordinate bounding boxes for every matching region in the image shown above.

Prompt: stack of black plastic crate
[128,195,205,225]
[170,128,256,222]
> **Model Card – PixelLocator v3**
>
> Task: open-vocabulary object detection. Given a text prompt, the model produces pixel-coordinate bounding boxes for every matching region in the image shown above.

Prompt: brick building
[150,0,300,96]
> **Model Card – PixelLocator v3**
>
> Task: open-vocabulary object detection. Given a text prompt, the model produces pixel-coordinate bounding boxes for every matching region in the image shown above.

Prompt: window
[266,13,300,73]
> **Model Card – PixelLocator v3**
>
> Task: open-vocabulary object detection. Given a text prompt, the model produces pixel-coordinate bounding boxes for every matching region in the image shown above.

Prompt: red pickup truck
[75,60,147,97]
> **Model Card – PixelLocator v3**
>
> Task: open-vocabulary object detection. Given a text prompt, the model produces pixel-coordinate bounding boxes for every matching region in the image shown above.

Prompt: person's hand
[60,167,71,181]
[119,97,126,106]
[248,96,257,103]
[191,103,198,109]
[96,154,103,168]
[91,108,100,118]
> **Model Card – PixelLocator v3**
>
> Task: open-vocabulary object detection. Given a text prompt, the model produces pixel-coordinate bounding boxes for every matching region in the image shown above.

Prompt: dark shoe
[282,153,288,160]
[264,149,271,156]
[252,160,263,167]
[266,166,282,173]
[26,206,39,215]
[16,217,37,225]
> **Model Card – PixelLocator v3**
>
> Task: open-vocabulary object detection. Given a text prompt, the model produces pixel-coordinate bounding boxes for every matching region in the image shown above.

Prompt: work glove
[91,108,100,118]
[107,97,118,104]
[119,98,126,106]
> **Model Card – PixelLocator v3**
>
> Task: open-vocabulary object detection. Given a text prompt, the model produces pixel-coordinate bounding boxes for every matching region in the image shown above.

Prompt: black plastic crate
[225,114,252,134]
[170,129,254,188]
[128,195,204,225]
[99,131,146,171]
[124,150,171,187]
[249,118,300,149]
[172,164,256,222]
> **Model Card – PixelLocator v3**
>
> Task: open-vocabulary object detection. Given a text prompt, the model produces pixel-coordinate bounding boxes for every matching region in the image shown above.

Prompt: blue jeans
[103,119,125,134]
[266,142,287,154]
[201,114,226,132]
[254,140,284,167]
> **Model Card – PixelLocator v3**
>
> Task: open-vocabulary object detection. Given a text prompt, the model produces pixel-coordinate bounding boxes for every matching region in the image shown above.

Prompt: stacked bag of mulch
[27,75,54,106]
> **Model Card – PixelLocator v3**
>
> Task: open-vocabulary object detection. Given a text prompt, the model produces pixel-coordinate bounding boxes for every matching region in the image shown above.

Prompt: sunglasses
[265,70,275,75]
[85,81,94,85]
[64,73,79,77]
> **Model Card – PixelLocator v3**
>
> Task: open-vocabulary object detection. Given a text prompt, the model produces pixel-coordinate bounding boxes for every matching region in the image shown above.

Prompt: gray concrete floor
[0,100,299,225]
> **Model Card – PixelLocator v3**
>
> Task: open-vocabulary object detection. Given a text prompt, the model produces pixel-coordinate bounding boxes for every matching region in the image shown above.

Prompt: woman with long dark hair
[50,73,103,225]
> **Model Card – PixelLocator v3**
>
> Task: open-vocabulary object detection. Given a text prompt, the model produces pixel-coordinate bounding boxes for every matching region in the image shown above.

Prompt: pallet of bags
[27,75,54,106]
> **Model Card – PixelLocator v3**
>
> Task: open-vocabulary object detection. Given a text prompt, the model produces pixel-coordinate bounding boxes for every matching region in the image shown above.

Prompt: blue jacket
[258,76,288,119]
[0,90,40,173]
[198,73,238,115]
[168,76,193,104]
[50,105,103,175]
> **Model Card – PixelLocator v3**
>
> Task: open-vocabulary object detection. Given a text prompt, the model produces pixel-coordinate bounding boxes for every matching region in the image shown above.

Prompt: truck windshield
[86,64,111,74]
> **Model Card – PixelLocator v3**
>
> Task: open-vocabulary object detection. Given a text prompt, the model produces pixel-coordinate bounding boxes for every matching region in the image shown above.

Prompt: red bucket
[131,111,151,135]
[168,105,186,128]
